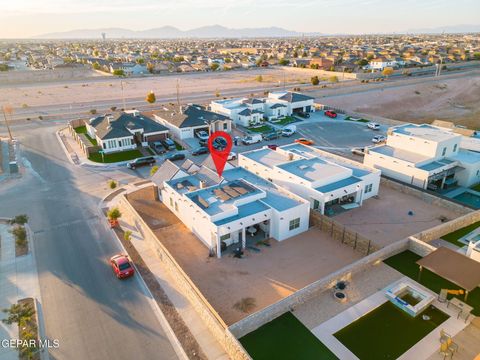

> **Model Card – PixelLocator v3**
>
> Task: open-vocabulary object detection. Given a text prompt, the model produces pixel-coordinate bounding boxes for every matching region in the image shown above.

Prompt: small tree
[382,67,394,78]
[11,226,27,247]
[124,230,132,241]
[92,62,101,70]
[150,165,159,176]
[107,207,122,221]
[255,75,263,82]
[90,109,97,115]
[279,58,290,66]
[146,91,156,105]
[108,180,117,189]
[311,76,320,85]
[110,106,117,112]
[10,214,28,225]
[210,63,219,71]
[215,90,221,97]
[2,303,34,326]
[113,69,125,76]
[328,76,339,83]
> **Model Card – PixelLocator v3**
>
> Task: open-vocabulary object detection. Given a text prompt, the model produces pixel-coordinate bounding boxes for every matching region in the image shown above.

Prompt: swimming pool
[452,191,480,209]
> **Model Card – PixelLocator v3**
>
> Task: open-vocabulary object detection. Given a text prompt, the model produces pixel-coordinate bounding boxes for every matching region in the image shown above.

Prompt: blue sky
[1,0,479,38]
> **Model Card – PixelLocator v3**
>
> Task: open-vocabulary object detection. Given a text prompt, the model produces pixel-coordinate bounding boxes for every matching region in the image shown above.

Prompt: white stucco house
[266,91,315,115]
[86,111,169,153]
[210,98,265,127]
[363,124,480,190]
[152,104,232,140]
[239,143,381,215]
[157,160,309,258]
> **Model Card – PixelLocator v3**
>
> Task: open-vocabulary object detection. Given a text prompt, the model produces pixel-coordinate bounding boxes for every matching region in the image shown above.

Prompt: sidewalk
[0,221,46,360]
[104,194,229,360]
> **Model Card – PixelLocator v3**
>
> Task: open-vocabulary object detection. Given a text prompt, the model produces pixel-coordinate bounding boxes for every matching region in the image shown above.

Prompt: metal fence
[310,212,380,256]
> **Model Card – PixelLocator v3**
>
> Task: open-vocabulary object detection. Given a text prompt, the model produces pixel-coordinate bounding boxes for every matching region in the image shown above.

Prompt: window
[289,218,300,231]
[103,143,106,149]
[170,198,173,207]
[365,184,373,193]
[442,147,446,156]
[453,144,458,152]
[223,122,228,130]
[175,202,178,211]
[220,234,230,241]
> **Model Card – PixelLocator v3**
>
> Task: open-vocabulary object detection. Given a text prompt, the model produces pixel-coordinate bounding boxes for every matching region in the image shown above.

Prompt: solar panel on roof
[223,187,240,198]
[232,186,247,195]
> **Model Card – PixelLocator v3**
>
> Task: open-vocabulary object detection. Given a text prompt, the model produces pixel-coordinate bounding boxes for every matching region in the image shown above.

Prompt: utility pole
[176,79,180,106]
[2,105,13,140]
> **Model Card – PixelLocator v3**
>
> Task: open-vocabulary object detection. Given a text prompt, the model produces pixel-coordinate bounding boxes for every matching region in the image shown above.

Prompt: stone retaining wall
[408,236,436,257]
[117,193,251,360]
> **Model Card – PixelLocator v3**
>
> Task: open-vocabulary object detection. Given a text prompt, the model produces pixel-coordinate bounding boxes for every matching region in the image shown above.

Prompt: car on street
[296,111,310,118]
[166,153,186,162]
[192,147,209,156]
[295,138,315,145]
[126,156,156,169]
[110,254,135,279]
[152,142,166,154]
[351,147,366,156]
[228,152,237,161]
[196,130,209,141]
[212,137,228,150]
[262,132,279,141]
[324,110,337,118]
[372,135,387,143]
[161,138,176,151]
[242,134,262,145]
[267,144,278,150]
[367,122,381,130]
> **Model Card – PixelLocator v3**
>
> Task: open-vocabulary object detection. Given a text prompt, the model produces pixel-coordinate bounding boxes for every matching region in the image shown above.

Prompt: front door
[313,199,320,210]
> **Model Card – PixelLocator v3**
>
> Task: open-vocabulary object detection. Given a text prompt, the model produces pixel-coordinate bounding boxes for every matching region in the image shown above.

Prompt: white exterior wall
[361,171,381,200]
[364,150,430,188]
[270,202,310,241]
[455,162,480,187]
[99,136,136,154]
[387,133,459,159]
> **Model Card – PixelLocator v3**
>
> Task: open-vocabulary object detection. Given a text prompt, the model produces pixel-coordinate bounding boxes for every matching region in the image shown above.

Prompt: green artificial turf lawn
[74,125,98,145]
[274,116,295,125]
[472,183,480,192]
[240,312,338,360]
[384,250,480,316]
[247,125,273,133]
[441,221,480,247]
[88,149,143,163]
[334,301,449,360]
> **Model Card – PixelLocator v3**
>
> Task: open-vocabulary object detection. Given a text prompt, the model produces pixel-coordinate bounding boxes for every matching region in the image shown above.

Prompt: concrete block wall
[229,238,409,338]
[380,178,473,216]
[408,237,436,257]
[116,194,251,360]
[415,210,480,243]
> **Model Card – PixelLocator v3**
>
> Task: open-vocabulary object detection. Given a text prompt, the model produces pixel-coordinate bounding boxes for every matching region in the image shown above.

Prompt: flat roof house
[152,104,232,140]
[86,111,169,153]
[239,143,381,215]
[363,123,480,190]
[267,91,315,115]
[210,98,267,127]
[160,164,309,258]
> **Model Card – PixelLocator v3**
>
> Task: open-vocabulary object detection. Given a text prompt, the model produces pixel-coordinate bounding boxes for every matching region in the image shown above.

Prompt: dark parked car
[198,139,208,147]
[192,147,209,156]
[212,137,227,150]
[296,111,310,118]
[126,156,156,169]
[165,153,186,162]
[161,138,176,151]
[262,132,279,141]
[152,141,166,154]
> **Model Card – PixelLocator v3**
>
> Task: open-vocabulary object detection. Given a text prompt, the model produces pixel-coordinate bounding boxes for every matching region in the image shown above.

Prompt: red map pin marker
[207,131,232,178]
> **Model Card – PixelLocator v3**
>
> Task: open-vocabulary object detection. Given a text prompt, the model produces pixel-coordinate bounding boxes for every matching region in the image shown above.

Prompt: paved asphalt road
[0,125,178,360]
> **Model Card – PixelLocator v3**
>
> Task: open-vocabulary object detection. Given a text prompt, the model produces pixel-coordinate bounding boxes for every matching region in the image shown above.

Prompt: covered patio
[417,247,480,302]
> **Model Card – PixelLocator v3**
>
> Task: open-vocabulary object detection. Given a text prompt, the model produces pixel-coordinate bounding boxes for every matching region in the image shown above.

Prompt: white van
[242,134,262,145]
[282,124,297,137]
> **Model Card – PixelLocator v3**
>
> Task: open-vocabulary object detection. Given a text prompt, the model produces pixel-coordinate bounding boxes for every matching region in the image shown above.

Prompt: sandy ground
[332,186,461,248]
[0,67,334,109]
[127,189,362,325]
[323,71,480,129]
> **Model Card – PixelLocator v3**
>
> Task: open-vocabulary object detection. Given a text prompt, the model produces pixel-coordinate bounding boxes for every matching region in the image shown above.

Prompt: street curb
[54,128,75,165]
[98,192,189,360]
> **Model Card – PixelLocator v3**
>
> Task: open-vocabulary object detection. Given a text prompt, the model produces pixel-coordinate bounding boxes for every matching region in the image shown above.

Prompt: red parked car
[110,254,135,279]
[325,110,337,118]
[267,144,278,150]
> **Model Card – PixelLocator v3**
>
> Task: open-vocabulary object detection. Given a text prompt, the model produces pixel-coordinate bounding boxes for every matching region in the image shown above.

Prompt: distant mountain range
[35,25,321,39]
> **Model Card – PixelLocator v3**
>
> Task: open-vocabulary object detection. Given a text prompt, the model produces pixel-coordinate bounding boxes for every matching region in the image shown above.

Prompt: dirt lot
[323,71,480,129]
[332,186,461,248]
[128,190,362,325]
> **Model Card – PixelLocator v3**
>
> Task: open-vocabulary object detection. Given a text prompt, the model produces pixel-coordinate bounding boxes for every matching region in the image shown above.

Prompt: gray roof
[238,108,263,116]
[154,104,229,129]
[278,92,314,103]
[151,160,181,189]
[241,98,264,105]
[90,112,168,140]
[269,103,287,109]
